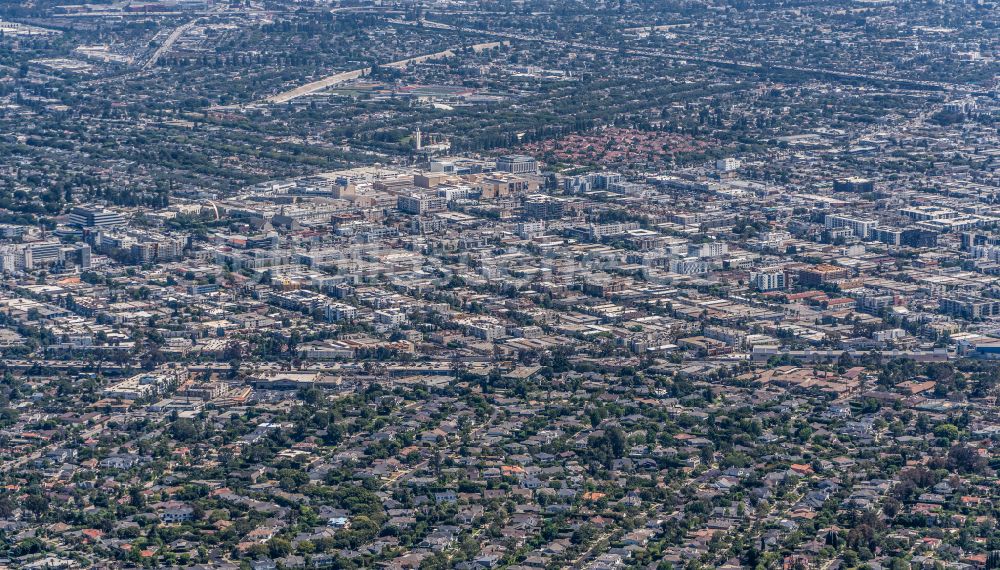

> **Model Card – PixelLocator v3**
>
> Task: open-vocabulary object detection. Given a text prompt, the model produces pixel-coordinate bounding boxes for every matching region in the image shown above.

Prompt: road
[144,19,199,70]
[1,420,108,474]
[390,18,982,95]
[1,359,137,371]
[261,41,505,105]
[858,106,940,141]
[381,458,429,489]
[378,403,497,491]
[52,5,396,18]
[568,530,614,569]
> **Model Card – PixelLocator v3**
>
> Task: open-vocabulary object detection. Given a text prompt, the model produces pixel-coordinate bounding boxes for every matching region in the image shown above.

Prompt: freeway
[1,359,137,372]
[143,18,199,70]
[261,40,506,104]
[390,18,982,95]
[53,5,397,18]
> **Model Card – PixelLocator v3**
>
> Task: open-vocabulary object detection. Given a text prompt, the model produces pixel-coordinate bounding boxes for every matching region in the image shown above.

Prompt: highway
[261,41,506,105]
[1,359,137,372]
[143,18,199,70]
[390,18,982,95]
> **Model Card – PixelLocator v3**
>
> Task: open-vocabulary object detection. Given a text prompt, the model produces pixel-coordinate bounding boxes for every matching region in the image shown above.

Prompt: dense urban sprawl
[0,0,999,569]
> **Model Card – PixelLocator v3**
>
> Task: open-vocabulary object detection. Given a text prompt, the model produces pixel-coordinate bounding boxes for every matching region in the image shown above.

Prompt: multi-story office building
[131,236,185,263]
[516,221,545,239]
[0,224,25,239]
[325,303,358,322]
[594,172,622,189]
[940,297,1000,320]
[25,241,62,266]
[824,214,877,239]
[0,241,88,272]
[563,174,593,194]
[857,293,896,313]
[961,232,1000,252]
[873,227,937,247]
[478,174,539,199]
[495,155,537,175]
[688,242,729,258]
[607,181,646,195]
[0,246,27,273]
[68,206,126,228]
[397,194,447,215]
[669,257,711,275]
[873,227,903,246]
[581,221,640,240]
[900,205,959,222]
[77,243,91,270]
[833,177,874,193]
[799,264,849,286]
[901,229,938,248]
[524,196,566,220]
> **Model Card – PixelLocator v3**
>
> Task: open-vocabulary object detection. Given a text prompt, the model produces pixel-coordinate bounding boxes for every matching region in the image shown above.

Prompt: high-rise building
[716,158,741,172]
[563,174,593,194]
[524,196,566,220]
[750,269,786,291]
[78,243,91,270]
[0,247,23,273]
[593,172,622,189]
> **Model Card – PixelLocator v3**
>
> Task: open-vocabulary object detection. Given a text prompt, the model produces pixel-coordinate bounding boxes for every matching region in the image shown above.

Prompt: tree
[23,494,49,519]
[12,537,45,556]
[883,497,901,518]
[171,418,200,442]
[948,444,987,474]
[933,423,960,443]
[607,426,626,456]
[837,351,855,371]
[267,537,292,558]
